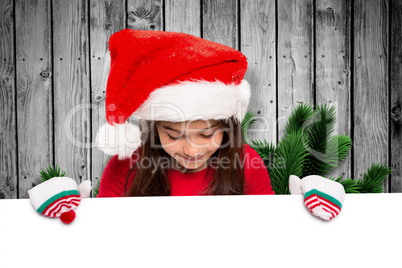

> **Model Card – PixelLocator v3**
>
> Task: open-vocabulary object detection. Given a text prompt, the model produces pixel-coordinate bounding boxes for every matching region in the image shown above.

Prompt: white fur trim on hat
[96,79,251,159]
[132,79,251,122]
[95,121,141,160]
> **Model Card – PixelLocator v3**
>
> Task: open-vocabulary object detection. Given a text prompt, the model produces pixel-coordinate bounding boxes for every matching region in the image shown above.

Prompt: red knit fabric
[106,29,248,124]
[97,144,275,197]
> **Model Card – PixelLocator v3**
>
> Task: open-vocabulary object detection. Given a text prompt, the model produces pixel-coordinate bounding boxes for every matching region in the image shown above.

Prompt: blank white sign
[0,193,401,268]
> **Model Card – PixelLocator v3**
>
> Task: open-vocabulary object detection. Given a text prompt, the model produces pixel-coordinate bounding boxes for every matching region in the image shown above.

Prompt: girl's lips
[181,155,204,162]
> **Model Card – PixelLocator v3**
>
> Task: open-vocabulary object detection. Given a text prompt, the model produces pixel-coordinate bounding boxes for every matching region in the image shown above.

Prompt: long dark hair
[124,116,246,196]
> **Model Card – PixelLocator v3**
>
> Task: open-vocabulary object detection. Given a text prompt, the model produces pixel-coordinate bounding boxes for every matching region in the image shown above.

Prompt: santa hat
[28,177,92,224]
[95,29,251,160]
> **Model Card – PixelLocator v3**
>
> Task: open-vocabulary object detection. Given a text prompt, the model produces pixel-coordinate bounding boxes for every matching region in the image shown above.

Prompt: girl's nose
[183,148,199,158]
[183,143,204,158]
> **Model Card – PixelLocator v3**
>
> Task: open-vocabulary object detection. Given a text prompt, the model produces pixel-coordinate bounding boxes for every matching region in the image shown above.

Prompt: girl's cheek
[210,132,224,148]
[158,135,178,153]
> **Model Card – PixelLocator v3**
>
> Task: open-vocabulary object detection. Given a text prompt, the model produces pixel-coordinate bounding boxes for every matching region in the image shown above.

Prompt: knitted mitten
[28,177,91,224]
[289,175,345,221]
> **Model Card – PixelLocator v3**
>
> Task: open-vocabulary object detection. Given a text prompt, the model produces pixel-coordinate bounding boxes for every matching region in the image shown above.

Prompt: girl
[98,118,275,197]
[95,29,275,197]
[94,29,345,222]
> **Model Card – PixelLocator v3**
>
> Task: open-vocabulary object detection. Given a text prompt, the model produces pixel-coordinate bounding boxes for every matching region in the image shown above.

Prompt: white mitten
[28,177,91,224]
[289,175,345,221]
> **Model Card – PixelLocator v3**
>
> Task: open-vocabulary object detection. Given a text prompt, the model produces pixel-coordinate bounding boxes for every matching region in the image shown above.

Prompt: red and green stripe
[37,190,80,217]
[304,189,342,220]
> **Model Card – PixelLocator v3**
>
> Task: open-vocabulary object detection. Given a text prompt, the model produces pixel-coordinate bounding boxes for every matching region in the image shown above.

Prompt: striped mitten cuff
[289,175,345,221]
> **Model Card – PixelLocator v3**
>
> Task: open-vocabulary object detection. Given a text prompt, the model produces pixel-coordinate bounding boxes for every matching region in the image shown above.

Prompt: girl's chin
[176,159,207,172]
[179,160,202,168]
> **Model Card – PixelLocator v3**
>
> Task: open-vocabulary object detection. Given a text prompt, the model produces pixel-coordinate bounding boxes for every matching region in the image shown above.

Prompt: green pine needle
[240,102,391,194]
[249,139,277,169]
[304,134,352,176]
[285,102,315,135]
[268,131,309,194]
[328,163,391,193]
[356,163,391,193]
[307,103,337,141]
[105,155,113,165]
[92,156,114,197]
[340,178,361,193]
[304,103,336,156]
[302,103,352,176]
[39,164,67,182]
[92,176,102,197]
[241,109,258,144]
[328,175,361,193]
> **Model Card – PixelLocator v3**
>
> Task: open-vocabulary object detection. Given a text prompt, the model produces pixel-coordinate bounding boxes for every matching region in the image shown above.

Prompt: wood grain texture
[354,0,389,189]
[202,0,238,49]
[52,0,90,185]
[15,0,52,198]
[315,0,352,180]
[0,0,17,199]
[2,0,402,199]
[277,0,315,141]
[165,0,200,36]
[241,0,276,145]
[90,0,125,197]
[127,0,163,31]
[390,0,402,192]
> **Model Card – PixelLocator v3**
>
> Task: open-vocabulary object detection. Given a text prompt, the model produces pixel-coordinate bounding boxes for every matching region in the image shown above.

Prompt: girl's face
[156,120,224,173]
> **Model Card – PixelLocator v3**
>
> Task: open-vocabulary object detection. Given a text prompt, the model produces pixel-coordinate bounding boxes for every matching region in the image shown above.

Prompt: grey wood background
[0,0,401,199]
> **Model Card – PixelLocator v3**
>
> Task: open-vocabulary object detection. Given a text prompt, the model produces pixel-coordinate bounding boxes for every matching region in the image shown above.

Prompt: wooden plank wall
[0,0,401,199]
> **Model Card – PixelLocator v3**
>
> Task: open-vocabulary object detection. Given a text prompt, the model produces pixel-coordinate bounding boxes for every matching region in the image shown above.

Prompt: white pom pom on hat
[96,121,142,161]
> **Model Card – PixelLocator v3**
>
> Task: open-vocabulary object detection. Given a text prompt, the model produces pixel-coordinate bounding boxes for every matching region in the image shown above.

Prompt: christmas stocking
[289,175,345,221]
[28,177,92,224]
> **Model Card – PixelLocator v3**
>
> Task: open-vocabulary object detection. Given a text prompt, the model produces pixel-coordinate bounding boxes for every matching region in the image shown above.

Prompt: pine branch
[268,131,309,194]
[241,102,391,195]
[92,177,102,197]
[39,164,67,182]
[356,163,391,193]
[304,103,336,153]
[328,176,361,193]
[328,163,391,193]
[304,134,352,176]
[249,139,276,172]
[105,155,113,165]
[302,103,347,176]
[92,156,113,197]
[241,109,258,145]
[306,103,337,143]
[285,102,315,135]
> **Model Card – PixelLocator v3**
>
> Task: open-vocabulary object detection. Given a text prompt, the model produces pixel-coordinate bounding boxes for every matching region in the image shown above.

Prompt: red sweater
[97,144,275,197]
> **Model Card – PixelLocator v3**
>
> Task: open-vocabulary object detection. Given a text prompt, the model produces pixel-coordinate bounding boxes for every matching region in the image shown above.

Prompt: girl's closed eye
[167,133,214,140]
[201,133,214,138]
[167,134,181,140]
